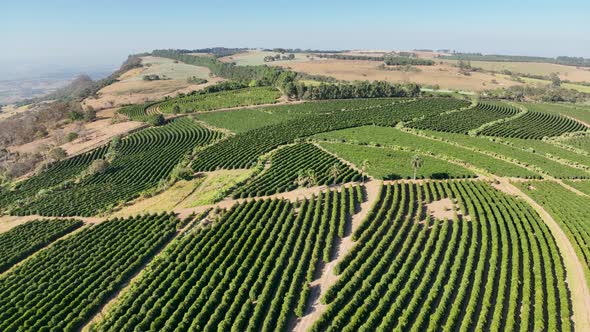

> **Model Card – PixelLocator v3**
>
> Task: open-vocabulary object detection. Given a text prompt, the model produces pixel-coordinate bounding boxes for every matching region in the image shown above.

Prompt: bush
[146,114,166,126]
[65,132,79,142]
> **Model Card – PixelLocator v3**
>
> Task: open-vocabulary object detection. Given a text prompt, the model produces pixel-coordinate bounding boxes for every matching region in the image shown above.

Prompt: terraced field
[233,143,360,198]
[191,98,470,171]
[312,181,571,331]
[119,87,281,121]
[408,101,520,134]
[480,110,587,139]
[13,118,222,216]
[93,187,363,332]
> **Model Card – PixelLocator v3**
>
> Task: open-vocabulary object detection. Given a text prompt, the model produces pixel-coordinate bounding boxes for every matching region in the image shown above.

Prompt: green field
[315,126,538,177]
[519,102,590,124]
[318,142,475,179]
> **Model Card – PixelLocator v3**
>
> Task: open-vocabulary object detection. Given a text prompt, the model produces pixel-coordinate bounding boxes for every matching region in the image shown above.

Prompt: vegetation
[0,213,179,331]
[422,130,589,178]
[233,143,360,198]
[480,109,587,139]
[191,98,469,171]
[312,181,571,331]
[156,87,281,113]
[94,188,363,331]
[318,142,475,179]
[314,53,435,65]
[315,126,538,178]
[441,53,590,67]
[563,180,590,195]
[516,180,590,288]
[195,98,411,133]
[0,219,83,273]
[408,101,520,134]
[10,118,222,216]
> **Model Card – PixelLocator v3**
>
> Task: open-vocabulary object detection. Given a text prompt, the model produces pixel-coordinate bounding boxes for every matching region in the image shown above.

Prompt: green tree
[172,105,181,114]
[306,168,317,187]
[550,72,561,87]
[360,159,370,183]
[411,155,423,180]
[329,163,341,185]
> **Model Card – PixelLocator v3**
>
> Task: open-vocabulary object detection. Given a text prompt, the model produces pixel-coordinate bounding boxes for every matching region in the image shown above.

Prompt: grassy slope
[314,126,537,177]
[318,142,475,179]
[422,130,589,178]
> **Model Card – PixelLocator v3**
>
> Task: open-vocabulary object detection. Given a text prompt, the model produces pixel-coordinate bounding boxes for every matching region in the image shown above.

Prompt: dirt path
[492,177,590,331]
[292,179,381,332]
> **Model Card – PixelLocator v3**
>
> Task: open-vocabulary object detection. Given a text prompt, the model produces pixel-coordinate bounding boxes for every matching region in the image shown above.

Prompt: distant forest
[441,53,590,67]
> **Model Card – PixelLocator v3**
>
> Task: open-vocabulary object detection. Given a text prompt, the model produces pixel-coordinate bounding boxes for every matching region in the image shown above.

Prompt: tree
[87,159,110,175]
[83,107,96,122]
[306,169,317,187]
[147,114,166,126]
[411,155,423,180]
[172,105,181,114]
[295,169,307,188]
[360,159,370,183]
[550,72,561,87]
[105,135,121,162]
[47,147,67,163]
[329,163,341,185]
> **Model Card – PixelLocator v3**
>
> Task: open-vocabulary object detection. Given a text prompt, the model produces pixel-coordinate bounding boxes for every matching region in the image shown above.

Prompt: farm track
[493,177,590,331]
[292,180,381,332]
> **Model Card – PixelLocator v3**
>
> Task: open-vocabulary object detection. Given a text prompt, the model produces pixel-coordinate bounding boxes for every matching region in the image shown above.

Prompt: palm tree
[411,155,423,180]
[360,159,370,183]
[306,169,317,187]
[295,169,307,188]
[329,163,341,185]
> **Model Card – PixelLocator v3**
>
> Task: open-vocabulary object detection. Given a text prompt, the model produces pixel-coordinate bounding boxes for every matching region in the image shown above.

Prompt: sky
[1,0,589,79]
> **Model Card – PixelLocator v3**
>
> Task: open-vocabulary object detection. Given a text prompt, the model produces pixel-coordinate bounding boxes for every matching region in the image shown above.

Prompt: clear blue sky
[1,0,589,77]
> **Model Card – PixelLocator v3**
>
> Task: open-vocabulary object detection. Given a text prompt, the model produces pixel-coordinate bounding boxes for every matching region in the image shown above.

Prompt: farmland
[93,187,362,331]
[312,181,571,331]
[0,214,179,331]
[3,59,590,331]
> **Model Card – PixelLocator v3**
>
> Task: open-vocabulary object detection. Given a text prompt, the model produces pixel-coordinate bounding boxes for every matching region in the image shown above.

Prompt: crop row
[311,180,571,331]
[0,213,179,331]
[94,186,363,331]
[233,143,360,198]
[480,110,587,139]
[0,145,108,208]
[408,101,520,133]
[0,219,83,273]
[192,97,470,171]
[516,180,590,288]
[119,87,281,121]
[14,118,222,216]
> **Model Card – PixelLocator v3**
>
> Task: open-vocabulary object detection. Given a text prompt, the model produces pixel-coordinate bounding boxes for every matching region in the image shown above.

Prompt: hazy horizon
[2,0,589,80]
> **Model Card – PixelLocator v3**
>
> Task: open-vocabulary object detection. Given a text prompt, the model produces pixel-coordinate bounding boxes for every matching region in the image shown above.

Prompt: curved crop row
[156,86,281,114]
[94,186,363,332]
[480,110,587,139]
[13,118,222,217]
[0,213,179,331]
[311,180,571,332]
[0,219,83,273]
[233,143,360,198]
[408,101,520,133]
[192,97,470,171]
[516,180,590,288]
[0,145,108,208]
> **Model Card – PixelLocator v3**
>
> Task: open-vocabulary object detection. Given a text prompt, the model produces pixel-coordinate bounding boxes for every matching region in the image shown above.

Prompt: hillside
[1,47,590,331]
